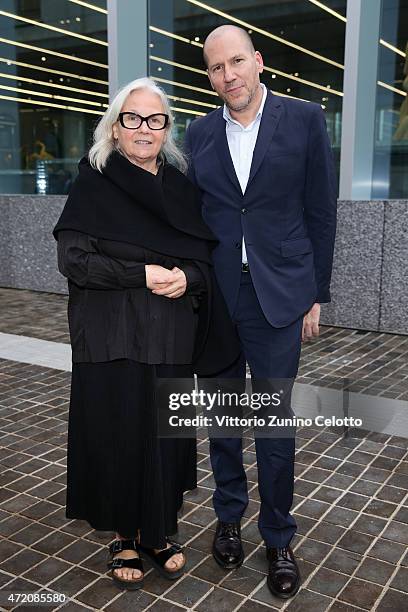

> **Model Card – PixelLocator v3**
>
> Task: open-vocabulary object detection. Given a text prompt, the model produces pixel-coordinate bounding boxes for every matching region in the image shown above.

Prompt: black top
[57,229,207,364]
[53,152,241,374]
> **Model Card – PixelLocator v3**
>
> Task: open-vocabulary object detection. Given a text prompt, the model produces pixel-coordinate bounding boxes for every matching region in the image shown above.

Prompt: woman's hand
[148,266,187,298]
[145,264,175,290]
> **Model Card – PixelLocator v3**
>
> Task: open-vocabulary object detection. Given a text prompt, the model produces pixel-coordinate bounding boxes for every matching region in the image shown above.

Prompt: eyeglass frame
[117,112,169,130]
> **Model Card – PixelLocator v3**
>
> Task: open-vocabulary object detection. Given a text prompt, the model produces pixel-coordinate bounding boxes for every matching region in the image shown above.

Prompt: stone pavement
[0,287,407,611]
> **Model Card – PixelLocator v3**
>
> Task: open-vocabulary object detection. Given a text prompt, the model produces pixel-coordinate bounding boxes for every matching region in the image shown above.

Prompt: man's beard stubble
[226,89,253,112]
[224,83,259,113]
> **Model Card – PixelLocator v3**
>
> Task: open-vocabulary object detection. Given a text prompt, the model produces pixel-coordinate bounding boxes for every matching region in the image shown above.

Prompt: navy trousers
[209,271,303,548]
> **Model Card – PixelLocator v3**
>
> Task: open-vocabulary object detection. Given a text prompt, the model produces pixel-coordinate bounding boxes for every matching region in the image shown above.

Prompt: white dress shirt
[223,83,268,264]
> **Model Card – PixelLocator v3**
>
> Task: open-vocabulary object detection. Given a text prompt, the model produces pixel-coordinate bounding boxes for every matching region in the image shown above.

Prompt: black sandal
[139,539,185,580]
[107,539,144,590]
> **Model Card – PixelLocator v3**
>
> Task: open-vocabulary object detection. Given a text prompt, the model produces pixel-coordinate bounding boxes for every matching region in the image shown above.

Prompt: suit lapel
[213,110,242,195]
[247,91,283,189]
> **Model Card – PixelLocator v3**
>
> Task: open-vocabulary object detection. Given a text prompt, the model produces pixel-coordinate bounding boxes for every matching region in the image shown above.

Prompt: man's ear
[255,51,264,74]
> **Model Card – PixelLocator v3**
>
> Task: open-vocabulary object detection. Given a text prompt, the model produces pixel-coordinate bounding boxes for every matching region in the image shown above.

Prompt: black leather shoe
[212,521,244,569]
[266,546,300,599]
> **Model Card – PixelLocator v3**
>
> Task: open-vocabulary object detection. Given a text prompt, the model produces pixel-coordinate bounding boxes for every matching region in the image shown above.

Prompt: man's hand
[302,303,321,342]
[147,266,187,298]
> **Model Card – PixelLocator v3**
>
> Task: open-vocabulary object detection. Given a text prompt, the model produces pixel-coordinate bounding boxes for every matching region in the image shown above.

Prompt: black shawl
[53,151,240,375]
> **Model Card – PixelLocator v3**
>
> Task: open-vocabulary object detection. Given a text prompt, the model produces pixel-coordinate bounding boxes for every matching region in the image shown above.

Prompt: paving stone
[48,566,99,597]
[368,538,407,564]
[285,588,333,611]
[382,521,408,545]
[323,549,362,575]
[390,566,408,593]
[308,567,349,597]
[355,557,396,585]
[376,588,408,611]
[24,557,72,585]
[0,548,46,575]
[339,578,383,609]
[164,575,212,607]
[195,586,244,611]
[337,531,374,555]
[221,565,264,595]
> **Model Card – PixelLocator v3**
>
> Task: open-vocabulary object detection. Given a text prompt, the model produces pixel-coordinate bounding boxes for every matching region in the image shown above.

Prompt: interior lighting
[150,55,207,75]
[0,83,104,107]
[68,0,107,14]
[263,66,342,96]
[170,105,206,116]
[154,76,218,97]
[0,94,105,114]
[307,0,346,22]
[378,81,406,96]
[0,10,107,47]
[166,93,217,108]
[149,26,203,48]
[0,71,109,98]
[0,57,108,86]
[0,37,108,69]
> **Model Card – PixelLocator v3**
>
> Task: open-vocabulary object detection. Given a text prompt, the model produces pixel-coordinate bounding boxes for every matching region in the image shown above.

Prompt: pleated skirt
[66,359,196,548]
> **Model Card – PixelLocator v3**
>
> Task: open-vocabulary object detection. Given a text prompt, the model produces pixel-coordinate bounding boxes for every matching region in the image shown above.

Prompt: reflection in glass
[373,0,408,198]
[0,0,107,194]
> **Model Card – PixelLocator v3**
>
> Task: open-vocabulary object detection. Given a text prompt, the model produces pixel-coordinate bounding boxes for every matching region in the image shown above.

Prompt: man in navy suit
[185,25,337,599]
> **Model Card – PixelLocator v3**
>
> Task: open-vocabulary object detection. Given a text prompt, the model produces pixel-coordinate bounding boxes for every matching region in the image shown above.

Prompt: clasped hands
[145,264,187,298]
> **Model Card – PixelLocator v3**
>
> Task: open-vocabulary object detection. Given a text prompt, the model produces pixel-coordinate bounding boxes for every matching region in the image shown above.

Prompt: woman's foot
[113,549,143,582]
[139,539,185,580]
[154,542,185,572]
[108,536,144,589]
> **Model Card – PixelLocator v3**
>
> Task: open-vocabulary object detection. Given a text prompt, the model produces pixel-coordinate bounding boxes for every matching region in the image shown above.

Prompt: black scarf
[53,151,240,376]
[53,150,217,262]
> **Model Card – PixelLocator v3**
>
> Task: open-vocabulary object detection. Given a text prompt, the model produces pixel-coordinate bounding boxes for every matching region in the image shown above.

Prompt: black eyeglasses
[118,112,169,130]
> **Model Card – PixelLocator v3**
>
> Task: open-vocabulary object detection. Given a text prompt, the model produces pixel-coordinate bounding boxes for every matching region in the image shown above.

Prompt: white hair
[88,77,187,173]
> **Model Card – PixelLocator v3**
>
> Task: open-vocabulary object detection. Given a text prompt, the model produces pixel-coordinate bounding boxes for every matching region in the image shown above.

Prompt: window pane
[0,0,107,194]
[373,0,408,198]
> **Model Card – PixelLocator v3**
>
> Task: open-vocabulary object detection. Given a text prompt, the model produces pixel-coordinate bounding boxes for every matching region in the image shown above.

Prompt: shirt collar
[223,83,267,128]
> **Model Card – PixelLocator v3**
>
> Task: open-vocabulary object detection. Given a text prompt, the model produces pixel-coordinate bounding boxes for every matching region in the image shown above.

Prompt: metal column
[339,0,382,199]
[107,0,148,100]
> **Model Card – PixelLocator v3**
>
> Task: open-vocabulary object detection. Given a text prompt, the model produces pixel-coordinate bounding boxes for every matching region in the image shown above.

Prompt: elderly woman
[53,77,239,590]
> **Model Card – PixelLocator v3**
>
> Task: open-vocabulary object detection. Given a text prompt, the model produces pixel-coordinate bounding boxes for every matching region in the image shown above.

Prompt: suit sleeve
[57,230,146,289]
[304,105,338,303]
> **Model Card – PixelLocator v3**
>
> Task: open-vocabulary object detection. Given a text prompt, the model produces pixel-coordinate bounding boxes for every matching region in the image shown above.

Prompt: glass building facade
[374,0,408,198]
[0,0,107,194]
[0,0,407,198]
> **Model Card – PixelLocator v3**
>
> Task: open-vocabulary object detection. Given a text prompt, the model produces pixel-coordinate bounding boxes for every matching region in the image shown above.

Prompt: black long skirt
[66,359,196,548]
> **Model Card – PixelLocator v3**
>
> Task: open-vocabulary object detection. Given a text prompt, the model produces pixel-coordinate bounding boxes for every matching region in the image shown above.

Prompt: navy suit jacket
[185,90,338,327]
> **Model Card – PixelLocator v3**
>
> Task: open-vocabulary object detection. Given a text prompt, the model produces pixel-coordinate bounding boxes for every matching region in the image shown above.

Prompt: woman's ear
[112,123,119,140]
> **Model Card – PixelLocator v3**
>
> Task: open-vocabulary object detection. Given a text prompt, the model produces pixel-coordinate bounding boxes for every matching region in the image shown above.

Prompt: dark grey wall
[0,196,66,294]
[320,200,407,335]
[0,196,407,334]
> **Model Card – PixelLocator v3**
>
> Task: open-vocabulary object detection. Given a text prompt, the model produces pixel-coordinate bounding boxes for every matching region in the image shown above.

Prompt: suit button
[235,242,241,248]
[241,208,248,214]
